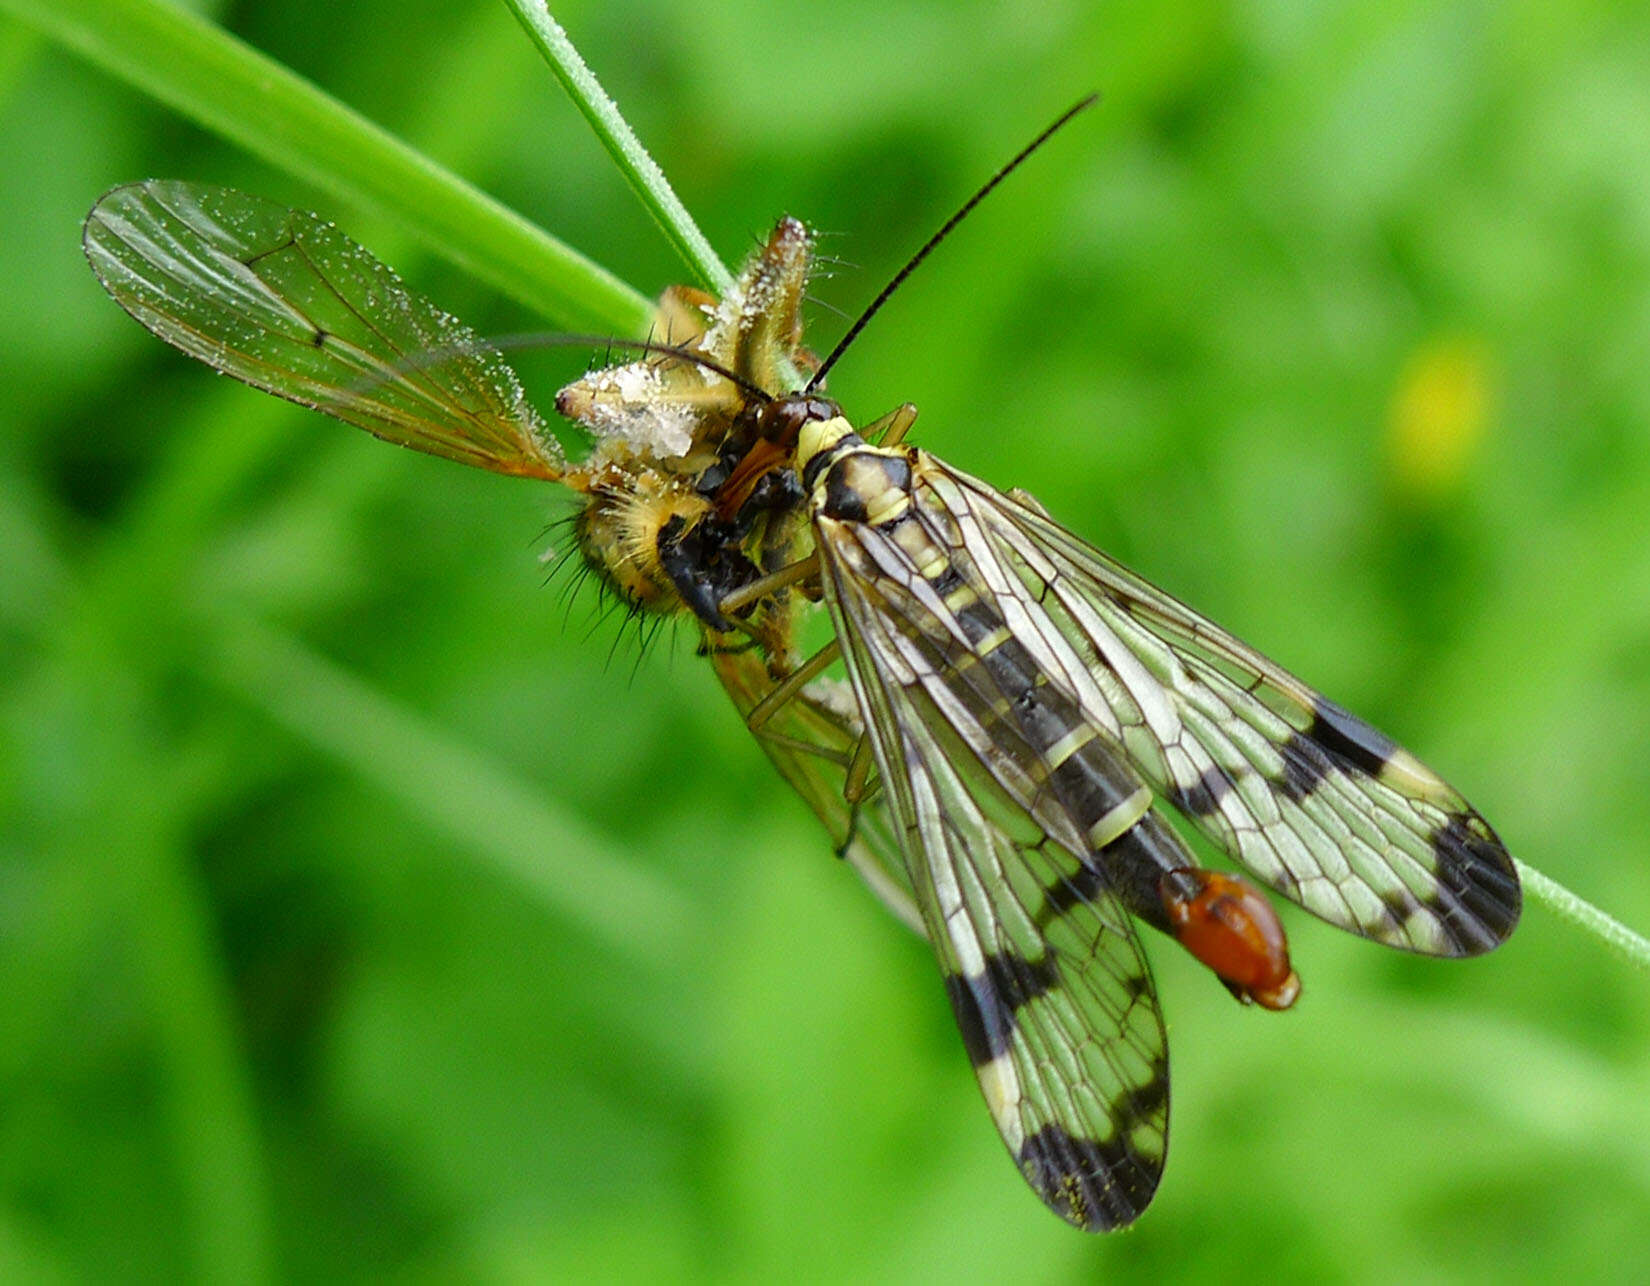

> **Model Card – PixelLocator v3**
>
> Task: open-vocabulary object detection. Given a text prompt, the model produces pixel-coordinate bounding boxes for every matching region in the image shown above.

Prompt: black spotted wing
[921,461,1520,955]
[813,503,1170,1231]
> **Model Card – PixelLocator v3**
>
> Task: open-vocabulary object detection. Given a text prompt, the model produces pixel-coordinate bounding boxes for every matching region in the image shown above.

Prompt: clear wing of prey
[808,436,1519,1229]
[710,646,922,935]
[83,180,564,480]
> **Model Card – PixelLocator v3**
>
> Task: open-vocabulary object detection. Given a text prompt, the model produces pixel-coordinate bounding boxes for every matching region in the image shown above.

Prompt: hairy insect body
[551,220,823,663]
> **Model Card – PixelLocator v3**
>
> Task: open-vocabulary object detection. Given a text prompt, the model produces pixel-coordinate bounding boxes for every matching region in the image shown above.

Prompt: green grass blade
[2,0,654,335]
[1517,859,1650,974]
[504,0,732,292]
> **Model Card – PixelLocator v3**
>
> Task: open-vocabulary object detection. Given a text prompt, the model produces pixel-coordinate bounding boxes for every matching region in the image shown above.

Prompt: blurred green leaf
[4,1,1649,1280]
[0,0,651,333]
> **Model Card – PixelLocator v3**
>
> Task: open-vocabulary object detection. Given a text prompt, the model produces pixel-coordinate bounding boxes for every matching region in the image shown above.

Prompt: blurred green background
[4,0,1650,1280]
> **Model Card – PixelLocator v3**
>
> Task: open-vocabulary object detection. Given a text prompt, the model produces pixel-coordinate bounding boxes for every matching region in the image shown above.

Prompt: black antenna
[485,334,775,403]
[804,93,1098,394]
[385,333,775,404]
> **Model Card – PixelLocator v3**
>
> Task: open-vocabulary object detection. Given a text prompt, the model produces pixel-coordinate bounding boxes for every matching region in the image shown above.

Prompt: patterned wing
[83,180,564,480]
[814,518,1169,1232]
[929,463,1520,956]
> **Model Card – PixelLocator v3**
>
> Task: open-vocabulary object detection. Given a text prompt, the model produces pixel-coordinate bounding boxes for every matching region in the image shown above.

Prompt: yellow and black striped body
[800,418,1195,935]
[799,416,1179,1227]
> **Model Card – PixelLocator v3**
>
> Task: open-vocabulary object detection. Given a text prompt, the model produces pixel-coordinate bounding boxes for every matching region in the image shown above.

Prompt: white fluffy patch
[578,362,698,459]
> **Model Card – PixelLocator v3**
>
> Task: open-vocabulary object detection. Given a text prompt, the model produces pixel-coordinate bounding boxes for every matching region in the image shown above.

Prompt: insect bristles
[376,332,774,406]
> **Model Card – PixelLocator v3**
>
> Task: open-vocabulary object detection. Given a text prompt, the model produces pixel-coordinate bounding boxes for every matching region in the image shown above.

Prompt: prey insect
[83,99,1519,1232]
